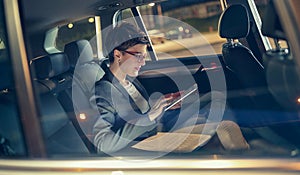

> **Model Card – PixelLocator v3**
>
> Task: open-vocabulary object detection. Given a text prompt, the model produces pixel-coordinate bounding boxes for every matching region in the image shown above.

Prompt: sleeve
[92,83,157,154]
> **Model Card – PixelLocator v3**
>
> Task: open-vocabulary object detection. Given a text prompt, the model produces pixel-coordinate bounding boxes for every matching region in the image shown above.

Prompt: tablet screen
[164,84,198,111]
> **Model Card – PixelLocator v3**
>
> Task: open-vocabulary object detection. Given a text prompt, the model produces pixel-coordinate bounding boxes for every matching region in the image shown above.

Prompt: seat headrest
[261,1,286,40]
[31,53,69,80]
[64,40,94,68]
[218,4,250,39]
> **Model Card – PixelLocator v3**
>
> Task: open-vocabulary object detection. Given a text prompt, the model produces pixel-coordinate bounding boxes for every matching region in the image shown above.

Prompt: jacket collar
[101,62,150,101]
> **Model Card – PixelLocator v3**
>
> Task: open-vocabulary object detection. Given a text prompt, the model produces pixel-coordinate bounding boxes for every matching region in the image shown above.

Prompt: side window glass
[119,1,225,60]
[0,1,27,157]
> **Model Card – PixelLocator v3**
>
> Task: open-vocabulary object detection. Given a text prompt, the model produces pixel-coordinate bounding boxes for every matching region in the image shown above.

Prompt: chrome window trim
[131,7,159,61]
[0,159,300,174]
[247,0,272,51]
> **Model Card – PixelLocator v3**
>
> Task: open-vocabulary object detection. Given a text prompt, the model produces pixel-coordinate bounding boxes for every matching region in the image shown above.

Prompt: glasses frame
[122,50,147,62]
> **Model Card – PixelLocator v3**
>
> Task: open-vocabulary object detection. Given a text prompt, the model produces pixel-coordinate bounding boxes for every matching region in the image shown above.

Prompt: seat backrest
[64,39,105,96]
[218,4,281,110]
[64,40,106,153]
[218,4,266,89]
[261,1,300,111]
[31,53,89,154]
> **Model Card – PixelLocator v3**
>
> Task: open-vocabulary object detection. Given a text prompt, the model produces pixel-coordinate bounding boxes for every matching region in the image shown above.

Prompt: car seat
[30,53,90,154]
[64,39,105,96]
[64,40,107,153]
[218,4,280,111]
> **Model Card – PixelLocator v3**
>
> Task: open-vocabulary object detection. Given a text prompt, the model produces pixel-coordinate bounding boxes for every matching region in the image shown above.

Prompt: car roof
[20,0,164,34]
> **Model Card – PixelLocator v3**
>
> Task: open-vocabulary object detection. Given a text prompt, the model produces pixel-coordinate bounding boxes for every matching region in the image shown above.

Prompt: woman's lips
[135,66,140,71]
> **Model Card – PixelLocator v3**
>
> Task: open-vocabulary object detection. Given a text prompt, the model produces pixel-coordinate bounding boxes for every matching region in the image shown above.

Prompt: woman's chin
[128,72,139,77]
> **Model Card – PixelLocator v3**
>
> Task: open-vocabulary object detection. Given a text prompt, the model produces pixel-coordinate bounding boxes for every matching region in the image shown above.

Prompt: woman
[91,22,249,154]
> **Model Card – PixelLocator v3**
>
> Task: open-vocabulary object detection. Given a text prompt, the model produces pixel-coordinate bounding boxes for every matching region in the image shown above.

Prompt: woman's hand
[148,95,173,121]
[148,91,182,121]
[164,91,182,110]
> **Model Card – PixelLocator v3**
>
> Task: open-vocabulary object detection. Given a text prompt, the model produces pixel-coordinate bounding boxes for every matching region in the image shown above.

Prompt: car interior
[1,0,300,159]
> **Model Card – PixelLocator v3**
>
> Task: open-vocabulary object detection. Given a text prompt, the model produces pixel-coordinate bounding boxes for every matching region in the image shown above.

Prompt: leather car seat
[30,53,90,154]
[64,40,107,153]
[218,4,280,111]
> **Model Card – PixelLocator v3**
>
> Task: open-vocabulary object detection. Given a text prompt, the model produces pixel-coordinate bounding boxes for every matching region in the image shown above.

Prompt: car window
[12,0,300,162]
[118,1,226,60]
[0,1,27,157]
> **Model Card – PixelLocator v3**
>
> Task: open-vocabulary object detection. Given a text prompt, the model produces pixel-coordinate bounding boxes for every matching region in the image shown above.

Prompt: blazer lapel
[104,69,148,113]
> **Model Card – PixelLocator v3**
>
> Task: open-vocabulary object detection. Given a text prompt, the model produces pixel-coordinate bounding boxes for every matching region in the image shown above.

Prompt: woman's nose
[139,58,146,66]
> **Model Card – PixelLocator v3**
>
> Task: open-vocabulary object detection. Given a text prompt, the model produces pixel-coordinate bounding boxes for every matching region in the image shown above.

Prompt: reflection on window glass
[120,1,226,60]
[0,1,27,157]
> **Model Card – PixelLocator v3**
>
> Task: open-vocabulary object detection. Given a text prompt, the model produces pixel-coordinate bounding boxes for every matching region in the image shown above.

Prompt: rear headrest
[31,53,69,80]
[218,4,250,39]
[64,40,94,68]
[261,1,286,40]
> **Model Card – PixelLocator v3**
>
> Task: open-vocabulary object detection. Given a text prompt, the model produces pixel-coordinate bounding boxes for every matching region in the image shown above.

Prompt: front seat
[261,1,300,111]
[218,4,279,111]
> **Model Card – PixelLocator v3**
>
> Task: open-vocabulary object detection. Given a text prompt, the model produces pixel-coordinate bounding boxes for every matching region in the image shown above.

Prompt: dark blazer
[91,64,157,153]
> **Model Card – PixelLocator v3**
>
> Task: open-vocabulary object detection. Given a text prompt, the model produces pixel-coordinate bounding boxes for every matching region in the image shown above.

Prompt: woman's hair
[105,22,149,62]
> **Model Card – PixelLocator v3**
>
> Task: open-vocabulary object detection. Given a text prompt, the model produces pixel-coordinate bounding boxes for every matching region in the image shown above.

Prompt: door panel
[138,55,226,96]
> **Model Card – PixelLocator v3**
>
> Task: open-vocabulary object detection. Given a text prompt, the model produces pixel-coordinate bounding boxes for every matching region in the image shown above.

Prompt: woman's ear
[113,49,122,60]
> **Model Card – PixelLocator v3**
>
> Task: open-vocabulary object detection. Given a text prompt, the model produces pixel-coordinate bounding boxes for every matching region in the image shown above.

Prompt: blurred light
[178,26,184,32]
[297,97,300,104]
[111,171,124,175]
[200,160,234,168]
[88,17,95,23]
[79,113,86,120]
[0,40,5,49]
[67,23,74,29]
[148,3,155,7]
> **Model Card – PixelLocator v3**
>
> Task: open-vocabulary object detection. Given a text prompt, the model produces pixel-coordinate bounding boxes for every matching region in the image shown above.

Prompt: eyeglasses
[122,50,147,62]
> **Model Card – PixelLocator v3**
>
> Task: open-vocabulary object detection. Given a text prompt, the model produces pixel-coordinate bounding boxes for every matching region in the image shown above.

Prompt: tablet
[164,83,198,111]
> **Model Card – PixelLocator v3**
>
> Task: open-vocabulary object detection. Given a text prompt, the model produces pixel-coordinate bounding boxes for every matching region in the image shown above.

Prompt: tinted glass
[18,0,300,160]
[119,1,225,60]
[0,0,27,157]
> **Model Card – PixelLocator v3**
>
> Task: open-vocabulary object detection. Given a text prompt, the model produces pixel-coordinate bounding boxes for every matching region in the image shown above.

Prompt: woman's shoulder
[95,78,113,92]
[94,76,122,96]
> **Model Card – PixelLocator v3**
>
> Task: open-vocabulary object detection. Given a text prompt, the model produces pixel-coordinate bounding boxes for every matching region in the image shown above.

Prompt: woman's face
[118,44,147,77]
